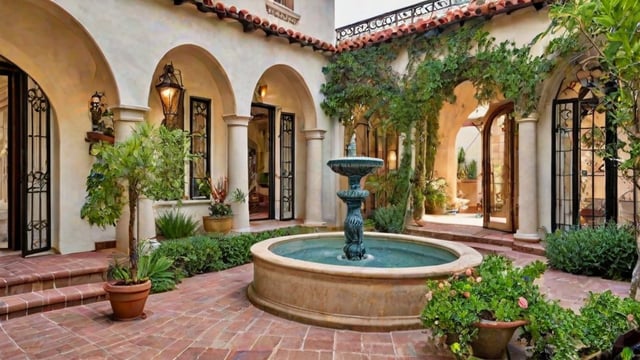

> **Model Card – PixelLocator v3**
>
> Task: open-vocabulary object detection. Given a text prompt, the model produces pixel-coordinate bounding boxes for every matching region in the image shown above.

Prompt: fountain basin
[248,232,483,331]
[327,157,384,177]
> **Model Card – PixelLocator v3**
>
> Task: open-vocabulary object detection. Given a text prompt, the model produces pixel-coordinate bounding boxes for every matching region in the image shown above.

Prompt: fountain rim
[250,231,483,278]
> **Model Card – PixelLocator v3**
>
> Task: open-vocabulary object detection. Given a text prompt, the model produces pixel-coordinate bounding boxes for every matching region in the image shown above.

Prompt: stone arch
[248,64,318,221]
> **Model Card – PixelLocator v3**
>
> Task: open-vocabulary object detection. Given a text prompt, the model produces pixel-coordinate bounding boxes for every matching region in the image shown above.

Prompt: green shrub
[545,223,636,280]
[372,205,404,233]
[156,235,223,277]
[155,209,200,239]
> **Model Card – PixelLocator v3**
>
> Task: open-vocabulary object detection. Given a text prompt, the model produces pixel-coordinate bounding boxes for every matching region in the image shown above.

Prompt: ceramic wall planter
[202,215,232,233]
[471,319,528,359]
[103,280,151,321]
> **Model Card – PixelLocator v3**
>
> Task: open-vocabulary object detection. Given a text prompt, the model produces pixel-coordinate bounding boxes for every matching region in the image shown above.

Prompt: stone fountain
[326,135,383,260]
[247,136,482,331]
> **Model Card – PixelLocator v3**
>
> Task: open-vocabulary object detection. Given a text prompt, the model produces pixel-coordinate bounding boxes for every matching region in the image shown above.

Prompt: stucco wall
[0,0,334,253]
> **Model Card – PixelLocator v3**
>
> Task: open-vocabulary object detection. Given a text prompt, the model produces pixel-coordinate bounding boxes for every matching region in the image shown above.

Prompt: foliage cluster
[545,222,637,280]
[154,227,306,279]
[81,123,193,283]
[107,244,176,293]
[424,177,448,213]
[422,254,640,359]
[421,254,546,358]
[155,209,200,239]
[370,205,405,233]
[321,20,554,222]
[199,176,247,217]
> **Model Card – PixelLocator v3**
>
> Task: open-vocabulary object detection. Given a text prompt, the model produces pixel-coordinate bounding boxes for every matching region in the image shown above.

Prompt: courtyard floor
[0,222,631,359]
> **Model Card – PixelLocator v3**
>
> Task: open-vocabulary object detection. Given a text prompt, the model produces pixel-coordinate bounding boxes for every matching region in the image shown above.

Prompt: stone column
[514,113,540,242]
[110,105,156,252]
[303,129,327,226]
[224,115,251,231]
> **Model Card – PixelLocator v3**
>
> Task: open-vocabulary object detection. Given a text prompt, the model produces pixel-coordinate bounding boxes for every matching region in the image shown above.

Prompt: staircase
[0,250,111,320]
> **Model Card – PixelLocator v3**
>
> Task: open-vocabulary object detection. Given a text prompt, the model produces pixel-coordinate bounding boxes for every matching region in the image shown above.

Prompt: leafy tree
[81,123,193,282]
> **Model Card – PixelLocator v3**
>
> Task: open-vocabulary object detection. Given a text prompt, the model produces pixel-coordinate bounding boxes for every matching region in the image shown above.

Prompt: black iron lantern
[155,63,184,129]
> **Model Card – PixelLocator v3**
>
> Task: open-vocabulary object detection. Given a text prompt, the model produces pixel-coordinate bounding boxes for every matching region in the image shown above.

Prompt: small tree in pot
[80,123,192,318]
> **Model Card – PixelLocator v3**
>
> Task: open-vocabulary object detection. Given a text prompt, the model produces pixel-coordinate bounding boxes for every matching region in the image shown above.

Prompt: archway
[249,64,316,221]
[0,0,117,254]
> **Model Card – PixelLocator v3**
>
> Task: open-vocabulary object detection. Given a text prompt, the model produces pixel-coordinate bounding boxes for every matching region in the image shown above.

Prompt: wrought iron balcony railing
[335,0,470,42]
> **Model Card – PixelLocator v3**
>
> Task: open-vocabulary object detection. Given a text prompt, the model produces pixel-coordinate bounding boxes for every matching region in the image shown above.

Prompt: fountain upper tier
[327,157,384,178]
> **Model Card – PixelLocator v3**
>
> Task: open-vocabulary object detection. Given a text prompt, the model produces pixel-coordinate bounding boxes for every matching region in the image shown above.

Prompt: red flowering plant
[421,254,547,358]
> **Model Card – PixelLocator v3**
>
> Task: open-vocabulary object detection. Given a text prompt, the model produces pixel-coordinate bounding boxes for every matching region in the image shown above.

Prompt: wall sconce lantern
[387,150,397,170]
[155,63,184,129]
[258,84,268,98]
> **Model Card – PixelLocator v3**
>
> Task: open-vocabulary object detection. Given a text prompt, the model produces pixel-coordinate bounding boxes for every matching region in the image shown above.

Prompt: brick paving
[0,221,633,359]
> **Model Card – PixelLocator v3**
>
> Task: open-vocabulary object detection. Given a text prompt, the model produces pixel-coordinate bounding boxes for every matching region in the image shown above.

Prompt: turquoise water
[271,237,457,268]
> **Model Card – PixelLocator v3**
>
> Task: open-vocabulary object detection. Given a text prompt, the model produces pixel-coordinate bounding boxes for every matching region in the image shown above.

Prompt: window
[274,0,293,10]
[189,97,210,199]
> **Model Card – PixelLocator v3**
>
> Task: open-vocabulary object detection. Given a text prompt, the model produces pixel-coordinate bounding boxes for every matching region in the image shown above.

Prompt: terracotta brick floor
[0,221,632,359]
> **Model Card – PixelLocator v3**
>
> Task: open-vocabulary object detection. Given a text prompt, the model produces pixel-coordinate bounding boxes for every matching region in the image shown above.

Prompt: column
[514,113,540,243]
[303,129,327,226]
[110,105,156,253]
[224,114,251,231]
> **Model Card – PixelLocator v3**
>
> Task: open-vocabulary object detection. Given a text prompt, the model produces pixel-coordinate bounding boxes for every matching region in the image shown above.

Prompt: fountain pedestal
[337,179,369,260]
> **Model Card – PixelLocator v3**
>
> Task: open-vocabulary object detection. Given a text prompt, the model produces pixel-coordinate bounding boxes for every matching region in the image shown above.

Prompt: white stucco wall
[1,0,335,254]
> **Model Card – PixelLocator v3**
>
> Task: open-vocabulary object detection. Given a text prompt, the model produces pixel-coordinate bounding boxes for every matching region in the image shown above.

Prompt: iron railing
[335,0,470,41]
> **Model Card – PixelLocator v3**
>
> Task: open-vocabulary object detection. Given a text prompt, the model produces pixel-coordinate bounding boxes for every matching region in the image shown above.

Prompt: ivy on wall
[321,18,560,225]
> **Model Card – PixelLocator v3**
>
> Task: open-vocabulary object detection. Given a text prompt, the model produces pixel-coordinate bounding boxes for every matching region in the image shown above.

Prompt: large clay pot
[471,319,528,359]
[103,280,151,321]
[202,216,232,233]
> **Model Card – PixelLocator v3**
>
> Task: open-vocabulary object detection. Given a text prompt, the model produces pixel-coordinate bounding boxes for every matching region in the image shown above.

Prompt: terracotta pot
[471,319,528,359]
[202,216,232,233]
[103,280,151,321]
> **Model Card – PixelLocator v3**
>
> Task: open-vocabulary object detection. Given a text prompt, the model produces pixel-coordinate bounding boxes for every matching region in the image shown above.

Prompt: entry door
[1,62,51,255]
[482,104,517,232]
[280,112,294,220]
[249,104,275,220]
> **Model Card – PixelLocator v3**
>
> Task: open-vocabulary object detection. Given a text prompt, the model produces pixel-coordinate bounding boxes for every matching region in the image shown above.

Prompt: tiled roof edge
[336,0,548,53]
[173,0,336,54]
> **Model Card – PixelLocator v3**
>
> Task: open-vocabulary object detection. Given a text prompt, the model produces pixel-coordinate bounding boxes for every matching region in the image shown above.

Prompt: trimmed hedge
[154,226,307,281]
[545,223,637,280]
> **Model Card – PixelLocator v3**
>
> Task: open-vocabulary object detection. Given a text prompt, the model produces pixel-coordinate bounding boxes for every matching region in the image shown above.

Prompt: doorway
[0,60,51,255]
[249,104,274,220]
[482,104,517,232]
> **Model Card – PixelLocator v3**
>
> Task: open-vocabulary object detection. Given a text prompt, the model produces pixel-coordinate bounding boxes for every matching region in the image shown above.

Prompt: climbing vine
[321,17,558,227]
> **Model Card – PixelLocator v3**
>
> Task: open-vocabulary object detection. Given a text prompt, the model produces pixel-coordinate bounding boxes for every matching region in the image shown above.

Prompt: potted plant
[424,177,448,214]
[421,254,547,359]
[201,176,246,233]
[80,123,192,320]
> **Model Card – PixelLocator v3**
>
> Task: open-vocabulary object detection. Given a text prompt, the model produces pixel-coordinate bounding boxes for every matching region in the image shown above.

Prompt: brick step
[405,227,513,248]
[460,241,513,255]
[0,266,107,297]
[0,282,107,321]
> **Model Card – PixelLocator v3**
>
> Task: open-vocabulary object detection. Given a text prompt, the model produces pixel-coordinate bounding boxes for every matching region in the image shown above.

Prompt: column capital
[303,128,327,140]
[517,112,539,124]
[223,114,251,127]
[111,104,149,122]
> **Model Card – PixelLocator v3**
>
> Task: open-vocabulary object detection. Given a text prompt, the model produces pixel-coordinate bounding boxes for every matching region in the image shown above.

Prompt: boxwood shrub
[154,226,307,281]
[545,223,637,280]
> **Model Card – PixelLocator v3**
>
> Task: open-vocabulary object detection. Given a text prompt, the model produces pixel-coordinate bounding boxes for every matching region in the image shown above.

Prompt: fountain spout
[327,138,383,260]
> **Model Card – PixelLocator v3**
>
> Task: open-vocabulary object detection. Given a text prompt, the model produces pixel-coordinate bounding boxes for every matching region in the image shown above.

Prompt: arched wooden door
[482,104,517,232]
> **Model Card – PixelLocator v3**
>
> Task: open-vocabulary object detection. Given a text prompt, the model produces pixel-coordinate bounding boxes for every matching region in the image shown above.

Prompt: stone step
[0,282,107,321]
[0,266,107,297]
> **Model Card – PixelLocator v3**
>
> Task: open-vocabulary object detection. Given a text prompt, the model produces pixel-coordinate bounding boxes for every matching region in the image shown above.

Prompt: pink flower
[518,297,528,309]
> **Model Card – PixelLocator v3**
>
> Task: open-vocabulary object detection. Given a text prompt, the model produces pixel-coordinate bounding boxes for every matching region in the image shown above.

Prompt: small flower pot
[471,319,528,359]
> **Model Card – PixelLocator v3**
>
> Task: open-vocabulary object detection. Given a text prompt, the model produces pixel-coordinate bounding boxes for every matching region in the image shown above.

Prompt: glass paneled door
[1,61,51,255]
[483,104,517,232]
